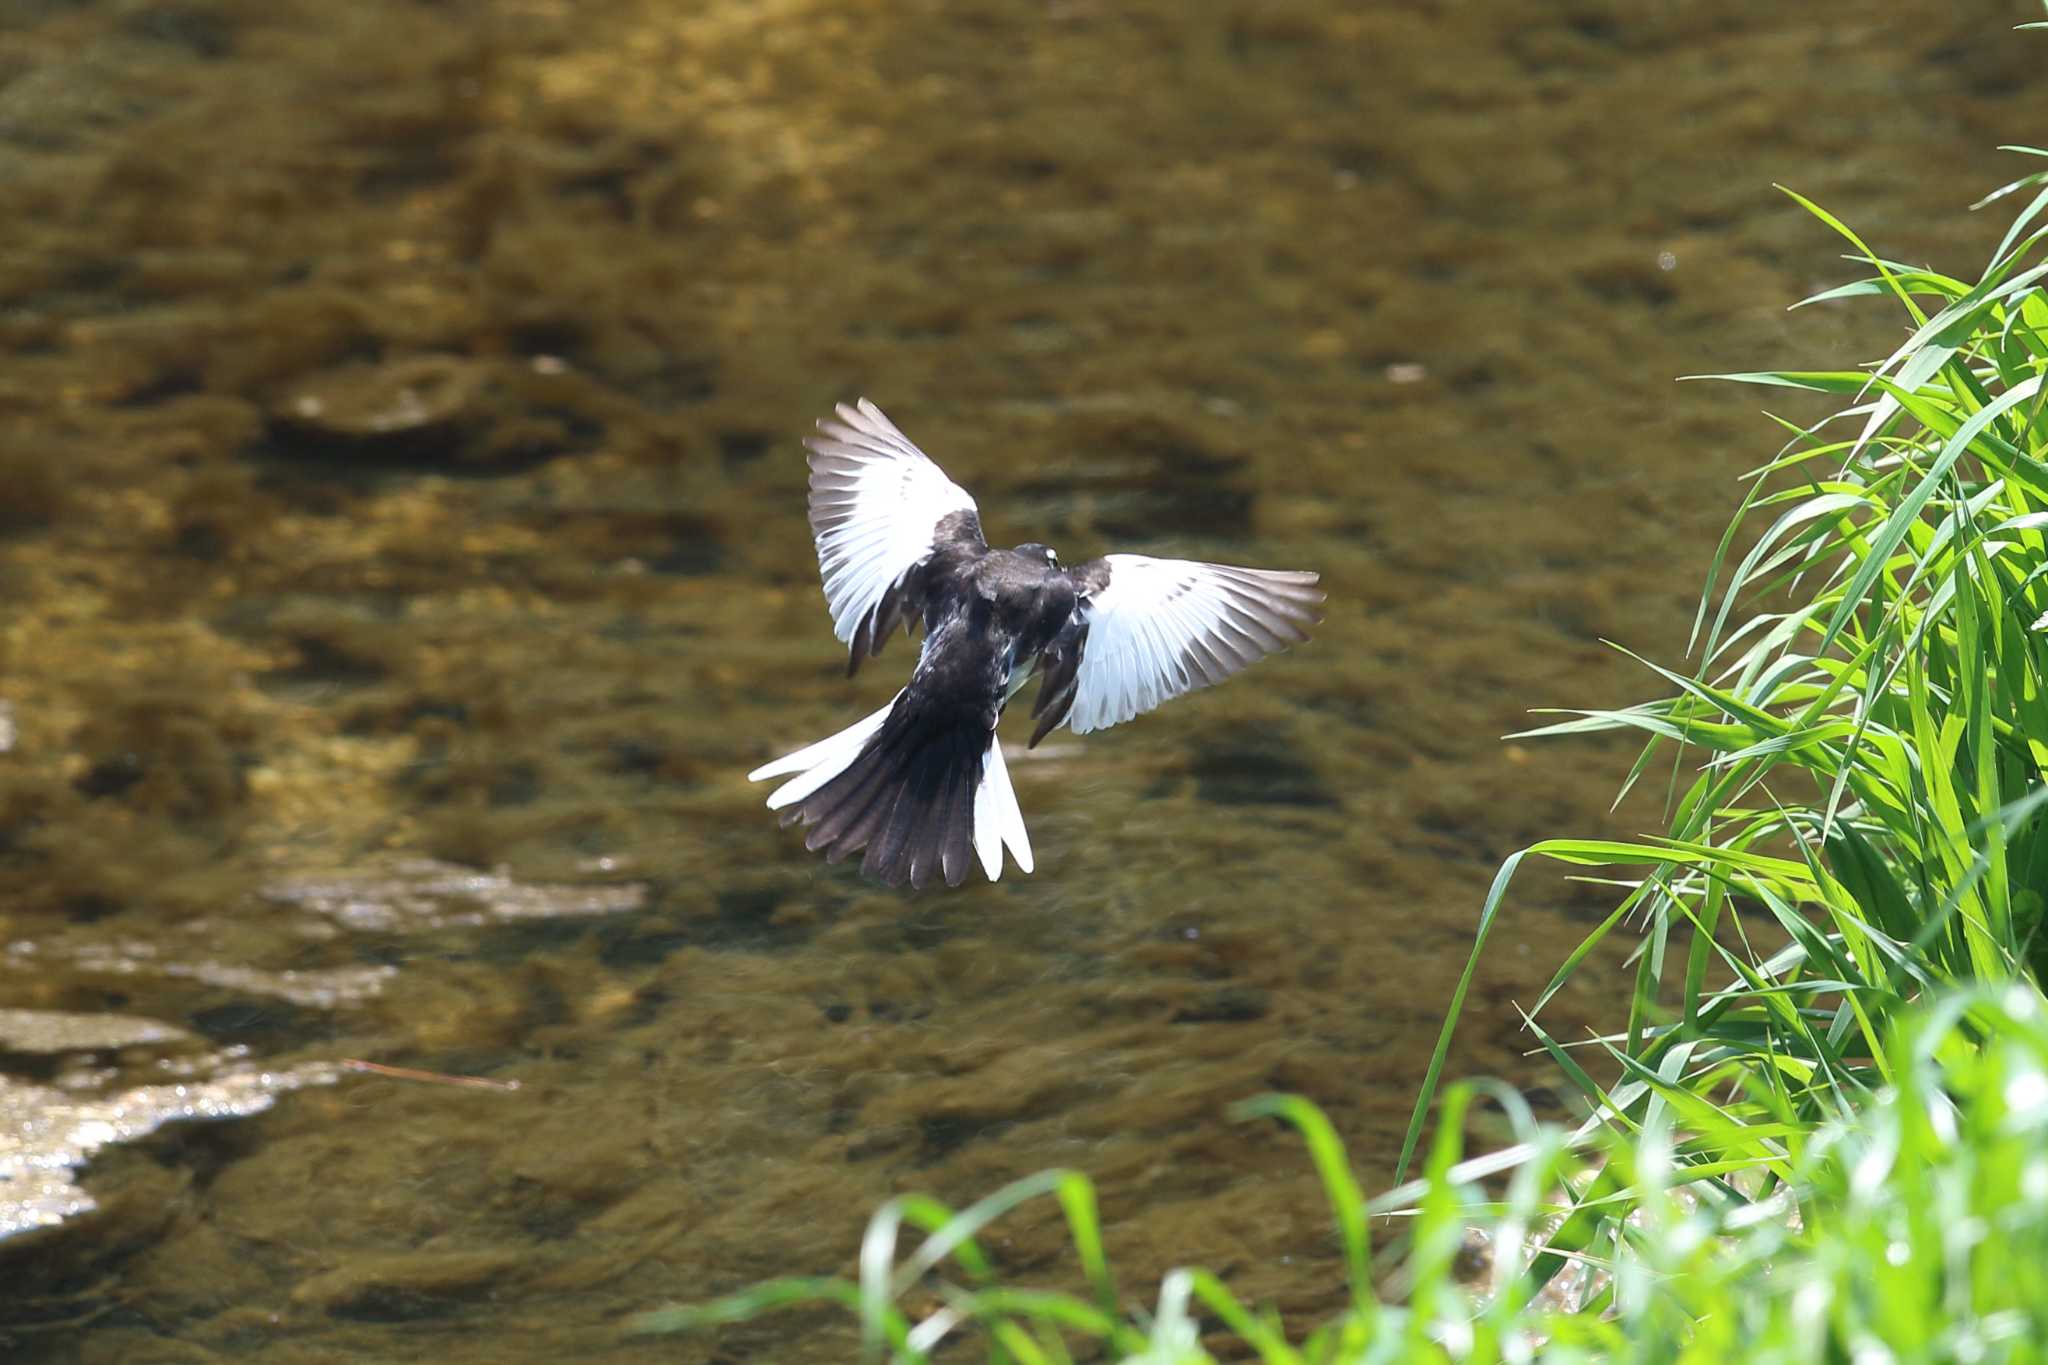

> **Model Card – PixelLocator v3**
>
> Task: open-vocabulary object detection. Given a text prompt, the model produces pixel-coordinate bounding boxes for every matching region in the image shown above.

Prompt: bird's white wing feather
[806,399,981,651]
[1062,554,1322,734]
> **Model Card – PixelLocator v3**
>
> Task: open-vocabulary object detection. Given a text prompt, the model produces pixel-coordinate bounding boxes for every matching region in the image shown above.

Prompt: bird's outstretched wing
[805,399,987,675]
[1028,554,1323,745]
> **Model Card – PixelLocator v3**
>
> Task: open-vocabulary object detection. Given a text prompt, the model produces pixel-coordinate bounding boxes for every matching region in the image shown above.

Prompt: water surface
[1,1,2039,1358]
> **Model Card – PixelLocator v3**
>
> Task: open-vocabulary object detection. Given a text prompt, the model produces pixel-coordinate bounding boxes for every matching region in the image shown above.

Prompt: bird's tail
[747,691,1033,888]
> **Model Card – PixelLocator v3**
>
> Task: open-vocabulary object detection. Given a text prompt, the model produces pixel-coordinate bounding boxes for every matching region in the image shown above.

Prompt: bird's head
[1013,542,1059,568]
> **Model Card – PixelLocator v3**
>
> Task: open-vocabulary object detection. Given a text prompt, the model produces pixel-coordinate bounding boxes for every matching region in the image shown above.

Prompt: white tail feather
[971,775,1001,881]
[748,692,900,807]
[978,739,1033,876]
[752,695,1034,883]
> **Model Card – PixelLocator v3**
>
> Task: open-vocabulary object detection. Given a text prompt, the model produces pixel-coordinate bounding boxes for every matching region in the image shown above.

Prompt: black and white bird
[749,399,1323,889]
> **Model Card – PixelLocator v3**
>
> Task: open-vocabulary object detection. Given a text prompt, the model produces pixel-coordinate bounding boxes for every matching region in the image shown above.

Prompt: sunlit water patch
[0,858,645,1250]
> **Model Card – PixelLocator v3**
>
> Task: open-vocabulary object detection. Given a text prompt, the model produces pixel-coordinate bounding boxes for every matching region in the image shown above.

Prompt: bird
[748,399,1324,889]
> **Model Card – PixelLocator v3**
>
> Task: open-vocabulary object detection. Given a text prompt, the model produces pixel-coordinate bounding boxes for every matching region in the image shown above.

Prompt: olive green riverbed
[1,1,2041,1359]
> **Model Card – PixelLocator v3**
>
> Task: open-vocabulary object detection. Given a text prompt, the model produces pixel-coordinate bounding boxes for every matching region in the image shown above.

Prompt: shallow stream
[1,2,2040,1359]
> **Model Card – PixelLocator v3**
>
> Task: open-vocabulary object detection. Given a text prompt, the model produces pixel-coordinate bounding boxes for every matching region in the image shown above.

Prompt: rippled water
[1,1,2038,1358]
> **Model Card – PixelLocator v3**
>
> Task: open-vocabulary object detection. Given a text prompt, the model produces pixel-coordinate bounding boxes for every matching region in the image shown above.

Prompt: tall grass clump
[1401,143,2048,1203]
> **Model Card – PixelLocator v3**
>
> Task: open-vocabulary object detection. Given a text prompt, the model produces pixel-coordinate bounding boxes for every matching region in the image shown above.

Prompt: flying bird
[748,399,1323,889]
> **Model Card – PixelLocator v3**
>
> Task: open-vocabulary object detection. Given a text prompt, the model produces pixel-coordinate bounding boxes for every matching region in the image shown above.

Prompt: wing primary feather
[1051,554,1324,736]
[800,399,985,670]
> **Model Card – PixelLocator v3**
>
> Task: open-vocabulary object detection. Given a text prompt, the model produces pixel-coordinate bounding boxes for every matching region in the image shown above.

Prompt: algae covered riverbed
[1,1,2040,1358]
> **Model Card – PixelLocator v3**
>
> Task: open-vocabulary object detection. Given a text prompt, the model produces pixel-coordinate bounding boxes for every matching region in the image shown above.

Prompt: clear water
[0,1,2034,1358]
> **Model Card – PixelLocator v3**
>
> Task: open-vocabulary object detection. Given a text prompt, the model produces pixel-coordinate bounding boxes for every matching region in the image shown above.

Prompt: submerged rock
[271,354,487,444]
[0,859,646,1247]
[264,353,549,468]
[0,1008,194,1054]
[263,354,610,469]
[12,939,399,1009]
[260,855,648,932]
[290,1247,529,1319]
[0,1015,336,1244]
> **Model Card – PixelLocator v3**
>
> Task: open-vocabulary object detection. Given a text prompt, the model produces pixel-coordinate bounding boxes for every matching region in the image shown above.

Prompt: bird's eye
[1046,549,1058,564]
